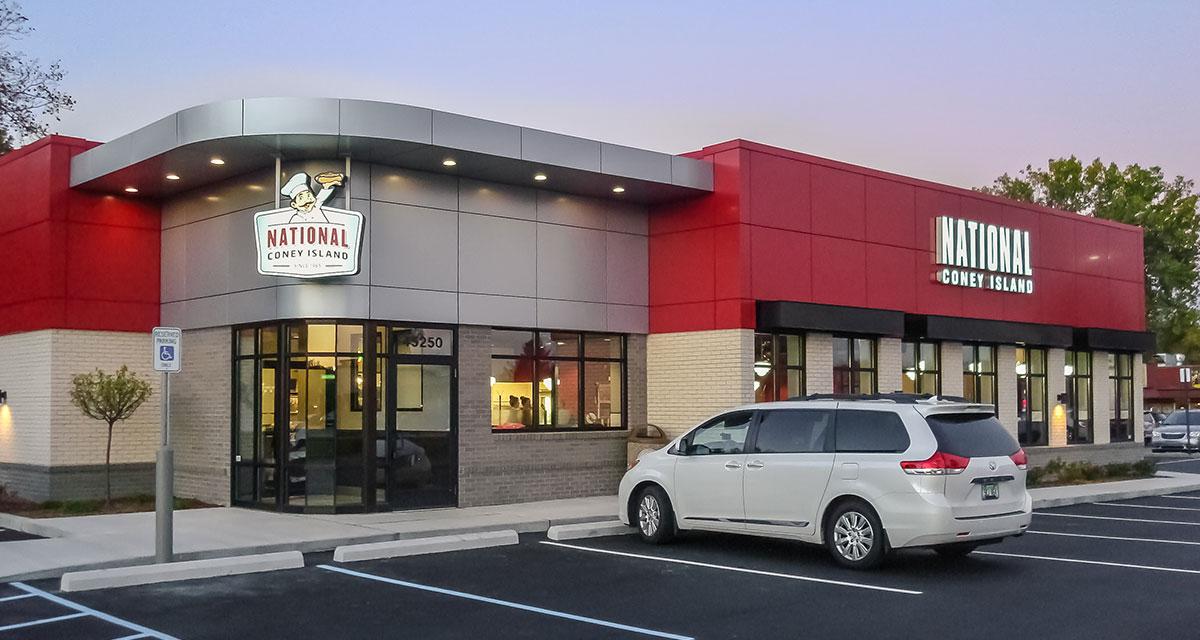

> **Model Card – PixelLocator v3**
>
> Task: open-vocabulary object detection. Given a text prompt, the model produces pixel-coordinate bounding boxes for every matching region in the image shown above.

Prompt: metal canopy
[69,97,714,204]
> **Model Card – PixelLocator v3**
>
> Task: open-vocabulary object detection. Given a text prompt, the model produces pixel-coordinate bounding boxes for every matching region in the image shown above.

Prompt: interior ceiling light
[165,174,180,181]
[209,157,225,165]
[534,173,548,182]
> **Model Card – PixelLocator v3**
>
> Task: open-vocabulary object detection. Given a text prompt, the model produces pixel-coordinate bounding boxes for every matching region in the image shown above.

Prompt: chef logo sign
[254,171,363,278]
[934,215,1034,294]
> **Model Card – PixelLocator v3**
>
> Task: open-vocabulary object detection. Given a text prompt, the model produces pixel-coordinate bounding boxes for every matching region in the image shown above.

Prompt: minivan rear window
[925,413,1019,457]
[835,410,910,453]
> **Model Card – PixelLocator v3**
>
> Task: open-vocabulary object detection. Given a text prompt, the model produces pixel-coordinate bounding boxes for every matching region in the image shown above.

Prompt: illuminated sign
[254,171,363,278]
[934,216,1033,294]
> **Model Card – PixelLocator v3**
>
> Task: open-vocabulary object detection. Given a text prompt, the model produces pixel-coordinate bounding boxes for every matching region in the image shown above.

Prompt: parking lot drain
[316,564,693,639]
[538,541,922,595]
[977,551,1200,575]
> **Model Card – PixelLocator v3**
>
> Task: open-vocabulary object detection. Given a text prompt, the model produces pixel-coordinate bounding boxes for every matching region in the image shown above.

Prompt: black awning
[906,314,1074,347]
[756,301,904,337]
[1074,327,1157,353]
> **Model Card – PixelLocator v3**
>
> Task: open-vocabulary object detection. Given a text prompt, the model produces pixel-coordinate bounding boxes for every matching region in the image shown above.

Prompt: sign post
[1181,367,1193,449]
[152,327,181,563]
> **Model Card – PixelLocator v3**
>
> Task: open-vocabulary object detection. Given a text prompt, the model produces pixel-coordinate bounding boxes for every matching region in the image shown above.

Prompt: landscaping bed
[1027,458,1157,488]
[0,487,212,518]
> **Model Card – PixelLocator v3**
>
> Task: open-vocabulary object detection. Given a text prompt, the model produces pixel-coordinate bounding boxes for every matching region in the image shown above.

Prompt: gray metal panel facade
[160,161,650,334]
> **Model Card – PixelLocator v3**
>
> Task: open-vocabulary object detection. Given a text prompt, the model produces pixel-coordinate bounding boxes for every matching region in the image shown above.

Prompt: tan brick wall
[50,331,161,467]
[170,327,231,505]
[805,332,833,395]
[940,342,964,396]
[997,345,1018,438]
[1047,348,1067,447]
[0,331,53,466]
[877,337,902,394]
[1092,351,1112,445]
[647,329,754,438]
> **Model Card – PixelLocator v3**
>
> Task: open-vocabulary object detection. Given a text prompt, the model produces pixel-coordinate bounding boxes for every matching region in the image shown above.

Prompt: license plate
[981,483,1000,500]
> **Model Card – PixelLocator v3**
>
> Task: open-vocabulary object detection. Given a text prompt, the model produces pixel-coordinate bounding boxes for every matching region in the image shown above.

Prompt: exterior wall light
[533,173,548,182]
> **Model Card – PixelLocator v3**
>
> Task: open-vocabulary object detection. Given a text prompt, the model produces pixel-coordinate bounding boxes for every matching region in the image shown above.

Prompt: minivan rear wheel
[825,500,887,570]
[635,486,675,544]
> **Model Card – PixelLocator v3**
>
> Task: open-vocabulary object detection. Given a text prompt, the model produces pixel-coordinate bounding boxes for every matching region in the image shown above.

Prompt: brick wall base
[1027,442,1151,468]
[0,462,155,502]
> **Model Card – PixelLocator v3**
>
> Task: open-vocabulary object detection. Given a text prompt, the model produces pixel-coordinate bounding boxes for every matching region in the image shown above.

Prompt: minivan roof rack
[798,392,970,404]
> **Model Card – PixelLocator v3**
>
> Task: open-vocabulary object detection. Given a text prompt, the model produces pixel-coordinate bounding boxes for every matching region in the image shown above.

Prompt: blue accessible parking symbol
[159,345,175,362]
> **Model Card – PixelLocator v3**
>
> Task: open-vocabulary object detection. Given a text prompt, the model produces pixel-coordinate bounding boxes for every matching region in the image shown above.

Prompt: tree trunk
[105,420,115,507]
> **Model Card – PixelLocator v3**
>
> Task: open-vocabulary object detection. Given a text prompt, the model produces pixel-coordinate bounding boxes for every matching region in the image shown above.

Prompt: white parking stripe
[0,593,34,602]
[316,564,694,640]
[1028,530,1200,546]
[978,551,1200,575]
[9,582,180,640]
[0,612,88,632]
[1162,495,1200,500]
[539,541,922,595]
[1094,502,1200,512]
[1155,458,1200,465]
[1035,512,1200,527]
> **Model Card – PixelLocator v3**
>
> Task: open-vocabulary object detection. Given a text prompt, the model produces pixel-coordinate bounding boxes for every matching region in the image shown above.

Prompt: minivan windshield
[925,413,1019,458]
[1163,411,1200,425]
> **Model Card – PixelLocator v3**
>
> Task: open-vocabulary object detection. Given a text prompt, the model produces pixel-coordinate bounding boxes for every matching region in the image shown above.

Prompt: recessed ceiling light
[124,186,138,193]
[209,157,225,165]
[247,184,264,191]
[533,173,548,182]
[165,174,180,181]
[442,159,457,167]
[612,186,625,193]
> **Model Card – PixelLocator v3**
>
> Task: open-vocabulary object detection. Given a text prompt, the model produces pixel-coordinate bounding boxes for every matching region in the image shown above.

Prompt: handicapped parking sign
[153,327,182,373]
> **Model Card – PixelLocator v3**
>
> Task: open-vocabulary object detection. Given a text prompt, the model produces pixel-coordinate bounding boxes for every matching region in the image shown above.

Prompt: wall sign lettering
[254,171,364,278]
[934,215,1034,294]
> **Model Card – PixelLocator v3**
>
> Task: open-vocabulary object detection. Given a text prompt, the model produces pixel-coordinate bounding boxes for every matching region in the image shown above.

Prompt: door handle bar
[724,461,742,470]
[746,461,765,469]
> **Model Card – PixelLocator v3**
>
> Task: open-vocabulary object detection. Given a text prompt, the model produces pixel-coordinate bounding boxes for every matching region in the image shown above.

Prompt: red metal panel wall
[649,139,1147,334]
[0,136,160,336]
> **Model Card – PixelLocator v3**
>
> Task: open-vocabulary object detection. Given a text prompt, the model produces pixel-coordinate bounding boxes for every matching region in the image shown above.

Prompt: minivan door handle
[746,460,765,469]
[724,461,742,470]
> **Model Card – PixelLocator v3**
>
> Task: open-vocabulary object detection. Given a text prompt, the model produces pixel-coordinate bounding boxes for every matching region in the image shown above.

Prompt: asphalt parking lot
[5,492,1200,639]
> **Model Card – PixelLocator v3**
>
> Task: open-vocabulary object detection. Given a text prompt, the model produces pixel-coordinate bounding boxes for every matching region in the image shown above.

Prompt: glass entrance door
[385,327,456,508]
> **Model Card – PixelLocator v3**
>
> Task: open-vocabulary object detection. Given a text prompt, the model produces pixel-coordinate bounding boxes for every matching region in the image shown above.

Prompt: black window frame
[1016,346,1048,447]
[1065,349,1093,444]
[833,336,877,395]
[753,332,806,402]
[1110,352,1135,442]
[489,328,627,433]
[901,340,941,395]
[962,343,999,416]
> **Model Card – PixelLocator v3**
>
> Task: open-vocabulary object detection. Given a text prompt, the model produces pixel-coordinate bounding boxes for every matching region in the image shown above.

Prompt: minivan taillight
[900,451,970,475]
[1010,448,1028,470]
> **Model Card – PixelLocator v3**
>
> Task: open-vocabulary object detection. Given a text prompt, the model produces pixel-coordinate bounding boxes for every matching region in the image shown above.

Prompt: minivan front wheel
[635,486,676,544]
[825,500,887,569]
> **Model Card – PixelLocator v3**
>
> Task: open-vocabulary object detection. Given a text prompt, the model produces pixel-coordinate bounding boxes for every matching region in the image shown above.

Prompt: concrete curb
[1030,474,1200,509]
[0,512,66,538]
[333,530,519,563]
[546,521,635,541]
[59,551,304,592]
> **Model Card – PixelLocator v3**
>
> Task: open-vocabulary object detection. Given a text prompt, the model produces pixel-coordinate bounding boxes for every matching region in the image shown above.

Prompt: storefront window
[1110,353,1135,442]
[1017,347,1048,446]
[233,327,279,507]
[753,333,805,402]
[490,330,625,431]
[901,341,940,395]
[833,336,876,395]
[962,344,998,414]
[1065,350,1093,444]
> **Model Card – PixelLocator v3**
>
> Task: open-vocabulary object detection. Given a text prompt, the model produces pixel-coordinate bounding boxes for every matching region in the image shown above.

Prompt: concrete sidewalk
[5,471,1200,583]
[0,496,617,582]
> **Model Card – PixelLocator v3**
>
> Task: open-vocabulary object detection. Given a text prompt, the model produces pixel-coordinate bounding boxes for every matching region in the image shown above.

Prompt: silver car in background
[1151,411,1200,452]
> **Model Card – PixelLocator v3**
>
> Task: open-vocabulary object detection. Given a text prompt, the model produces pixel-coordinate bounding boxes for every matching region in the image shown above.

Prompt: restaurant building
[0,98,1154,511]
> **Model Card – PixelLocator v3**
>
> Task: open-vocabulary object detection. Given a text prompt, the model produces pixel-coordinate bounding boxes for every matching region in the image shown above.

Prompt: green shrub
[1028,457,1157,487]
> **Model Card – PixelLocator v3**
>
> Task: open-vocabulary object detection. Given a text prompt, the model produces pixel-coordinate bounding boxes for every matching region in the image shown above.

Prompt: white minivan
[618,395,1032,569]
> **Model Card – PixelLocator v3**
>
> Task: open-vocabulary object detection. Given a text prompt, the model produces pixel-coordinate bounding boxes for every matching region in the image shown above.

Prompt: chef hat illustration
[281,172,312,199]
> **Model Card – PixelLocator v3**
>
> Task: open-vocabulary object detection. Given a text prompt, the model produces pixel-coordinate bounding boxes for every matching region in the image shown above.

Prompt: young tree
[70,366,153,505]
[980,157,1200,358]
[0,0,74,153]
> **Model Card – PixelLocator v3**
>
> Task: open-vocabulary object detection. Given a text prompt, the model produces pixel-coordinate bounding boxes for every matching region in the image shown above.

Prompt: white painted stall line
[8,582,180,640]
[1028,530,1200,546]
[539,541,922,595]
[0,592,34,603]
[0,611,88,631]
[978,551,1200,575]
[317,564,694,640]
[1035,512,1200,527]
[1094,501,1200,512]
[1162,494,1200,500]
